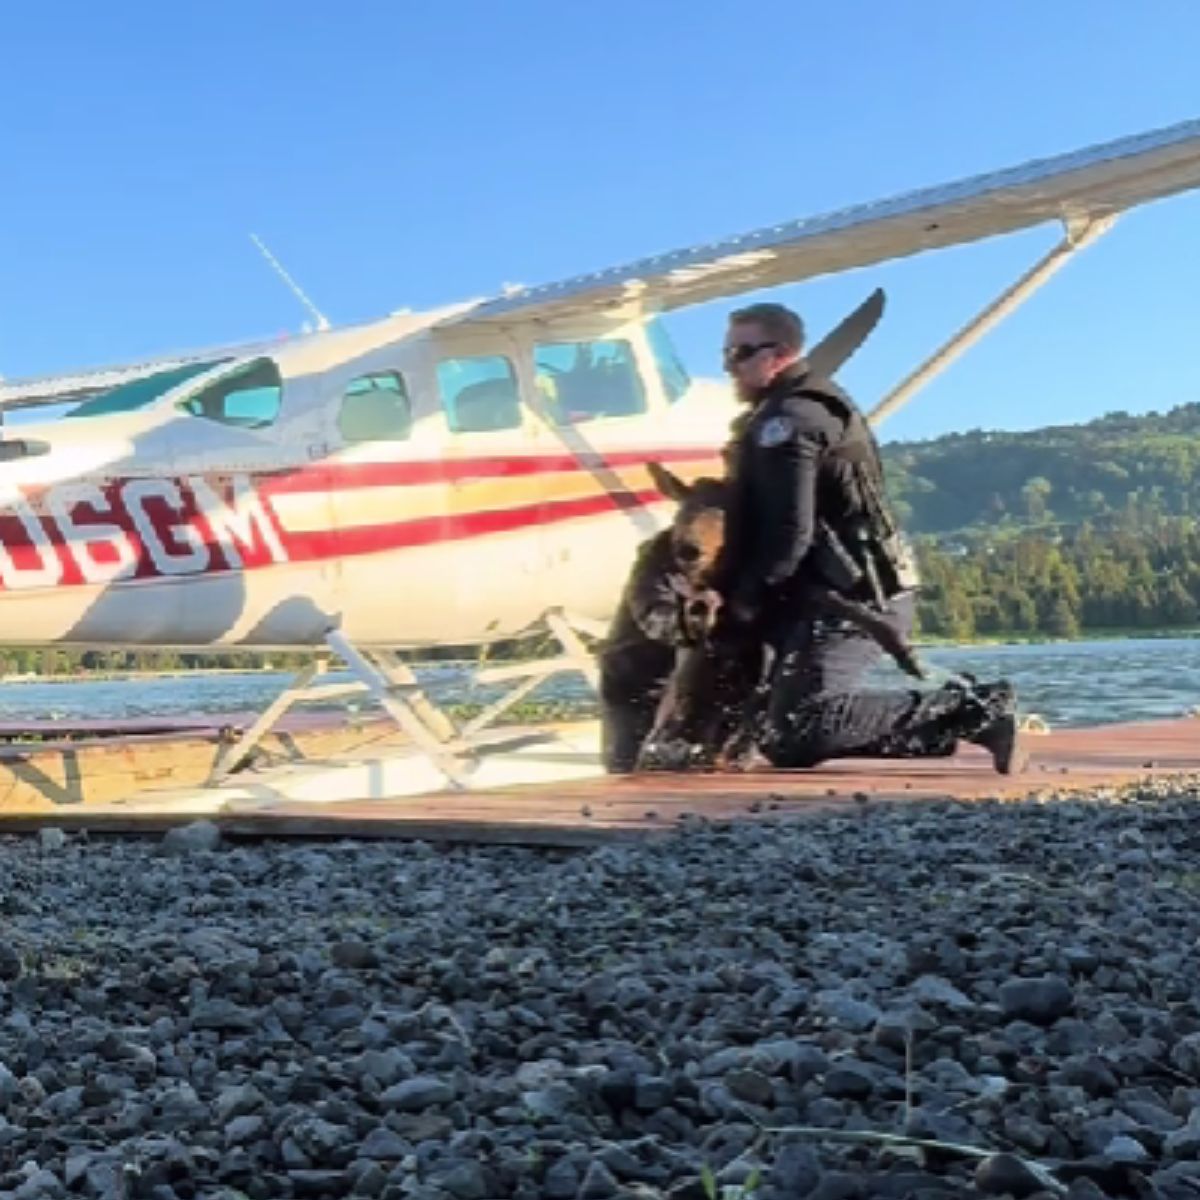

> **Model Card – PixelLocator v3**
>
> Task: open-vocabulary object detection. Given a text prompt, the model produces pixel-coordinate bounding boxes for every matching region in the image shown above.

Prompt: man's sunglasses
[723,341,778,365]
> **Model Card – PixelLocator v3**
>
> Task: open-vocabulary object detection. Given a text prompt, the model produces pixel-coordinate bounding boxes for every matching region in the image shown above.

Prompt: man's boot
[958,678,1026,775]
[636,736,715,772]
[871,676,1026,775]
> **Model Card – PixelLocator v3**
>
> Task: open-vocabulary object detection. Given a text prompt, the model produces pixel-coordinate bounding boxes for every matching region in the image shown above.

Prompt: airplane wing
[6,117,1199,410]
[444,115,1200,327]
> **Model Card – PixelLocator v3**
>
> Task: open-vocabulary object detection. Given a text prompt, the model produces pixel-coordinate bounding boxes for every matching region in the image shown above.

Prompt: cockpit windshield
[646,317,691,403]
[65,359,232,419]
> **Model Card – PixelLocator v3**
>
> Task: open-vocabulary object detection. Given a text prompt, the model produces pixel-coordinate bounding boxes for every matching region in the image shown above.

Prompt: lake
[0,637,1195,730]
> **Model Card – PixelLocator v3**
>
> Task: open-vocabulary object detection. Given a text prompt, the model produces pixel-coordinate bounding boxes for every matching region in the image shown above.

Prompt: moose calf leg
[601,699,657,774]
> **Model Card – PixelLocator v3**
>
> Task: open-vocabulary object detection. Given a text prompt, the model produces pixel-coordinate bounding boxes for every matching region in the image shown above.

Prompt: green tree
[1045,596,1080,639]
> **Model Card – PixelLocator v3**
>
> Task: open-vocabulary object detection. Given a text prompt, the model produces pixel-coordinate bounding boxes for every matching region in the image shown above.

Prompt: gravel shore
[3,780,1200,1199]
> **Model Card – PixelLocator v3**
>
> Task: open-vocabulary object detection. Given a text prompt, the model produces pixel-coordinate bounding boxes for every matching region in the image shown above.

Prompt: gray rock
[279,1138,309,1169]
[975,1152,1049,1197]
[769,1142,820,1195]
[189,998,257,1031]
[1171,1032,1200,1078]
[359,1127,409,1160]
[1059,1055,1118,1097]
[521,1082,575,1120]
[824,1063,877,1100]
[355,1048,415,1087]
[381,1076,455,1111]
[14,1167,64,1200]
[1079,1112,1144,1157]
[726,1068,773,1105]
[1164,1109,1200,1158]
[1122,1098,1181,1133]
[542,1158,580,1199]
[866,1170,958,1198]
[291,1117,350,1159]
[288,1170,347,1196]
[38,827,67,852]
[633,1074,674,1110]
[807,1170,863,1199]
[788,1043,832,1084]
[160,819,222,854]
[1064,1181,1109,1200]
[1151,1162,1200,1200]
[0,944,21,982]
[214,1082,264,1122]
[0,1061,17,1106]
[224,1114,267,1145]
[1103,1134,1149,1162]
[331,940,379,969]
[432,1160,489,1200]
[351,1161,389,1196]
[921,1057,978,1093]
[816,989,883,1031]
[578,1160,620,1198]
[909,974,974,1011]
[998,976,1075,1025]
[666,1180,710,1200]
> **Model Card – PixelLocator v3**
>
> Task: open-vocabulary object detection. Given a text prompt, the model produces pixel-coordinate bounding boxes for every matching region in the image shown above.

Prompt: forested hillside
[883,402,1200,534]
[881,401,1200,640]
[913,519,1200,641]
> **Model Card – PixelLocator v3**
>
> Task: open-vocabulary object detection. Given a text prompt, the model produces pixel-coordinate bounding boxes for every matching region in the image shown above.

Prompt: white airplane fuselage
[0,310,730,650]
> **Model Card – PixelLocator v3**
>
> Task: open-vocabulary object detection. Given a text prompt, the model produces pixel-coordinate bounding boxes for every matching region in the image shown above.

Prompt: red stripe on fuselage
[281,489,667,562]
[260,447,719,496]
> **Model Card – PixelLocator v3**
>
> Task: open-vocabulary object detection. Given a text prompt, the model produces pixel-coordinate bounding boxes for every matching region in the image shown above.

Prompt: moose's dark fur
[597,464,735,773]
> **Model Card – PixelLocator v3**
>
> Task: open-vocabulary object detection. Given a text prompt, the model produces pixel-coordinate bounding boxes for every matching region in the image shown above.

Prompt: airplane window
[646,318,691,404]
[339,372,412,443]
[179,359,282,429]
[66,359,233,419]
[437,355,522,433]
[533,338,647,424]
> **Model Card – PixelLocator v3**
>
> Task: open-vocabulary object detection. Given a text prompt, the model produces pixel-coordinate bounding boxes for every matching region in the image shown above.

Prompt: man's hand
[724,584,761,629]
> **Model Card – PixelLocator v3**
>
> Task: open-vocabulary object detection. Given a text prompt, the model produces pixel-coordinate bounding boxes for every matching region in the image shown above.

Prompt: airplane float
[1,116,1198,793]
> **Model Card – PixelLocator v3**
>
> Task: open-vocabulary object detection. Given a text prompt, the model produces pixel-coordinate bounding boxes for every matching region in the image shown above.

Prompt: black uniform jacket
[722,363,879,612]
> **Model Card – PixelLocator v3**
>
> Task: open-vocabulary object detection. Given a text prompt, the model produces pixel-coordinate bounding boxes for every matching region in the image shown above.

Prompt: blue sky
[1,1,1198,443]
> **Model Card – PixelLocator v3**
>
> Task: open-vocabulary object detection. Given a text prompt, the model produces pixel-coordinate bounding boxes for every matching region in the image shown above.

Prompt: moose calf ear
[647,461,690,502]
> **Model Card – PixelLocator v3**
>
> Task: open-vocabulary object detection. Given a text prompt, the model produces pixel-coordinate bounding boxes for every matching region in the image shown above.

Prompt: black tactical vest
[724,370,908,604]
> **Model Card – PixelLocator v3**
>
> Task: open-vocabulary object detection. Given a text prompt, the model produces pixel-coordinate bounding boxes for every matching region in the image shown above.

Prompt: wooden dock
[0,716,1195,847]
[0,712,405,811]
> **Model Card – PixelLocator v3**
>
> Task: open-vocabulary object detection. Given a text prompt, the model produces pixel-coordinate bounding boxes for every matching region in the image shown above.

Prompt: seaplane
[2,116,1199,803]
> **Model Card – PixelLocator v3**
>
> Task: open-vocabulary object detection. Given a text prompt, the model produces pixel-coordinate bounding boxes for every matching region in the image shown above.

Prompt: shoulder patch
[757,415,795,447]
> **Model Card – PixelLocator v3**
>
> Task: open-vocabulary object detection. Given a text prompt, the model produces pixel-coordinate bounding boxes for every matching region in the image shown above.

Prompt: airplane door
[527,331,667,620]
[320,365,433,646]
[431,335,551,641]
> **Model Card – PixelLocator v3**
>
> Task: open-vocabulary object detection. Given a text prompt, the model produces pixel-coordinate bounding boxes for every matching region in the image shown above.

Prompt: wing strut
[868,215,1116,426]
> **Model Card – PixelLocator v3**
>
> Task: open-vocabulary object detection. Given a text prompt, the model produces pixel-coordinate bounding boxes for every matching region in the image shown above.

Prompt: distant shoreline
[0,628,1198,684]
[916,627,1200,649]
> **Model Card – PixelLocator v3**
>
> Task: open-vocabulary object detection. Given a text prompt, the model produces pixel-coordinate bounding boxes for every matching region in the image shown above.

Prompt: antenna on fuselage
[249,233,332,333]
